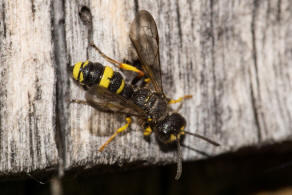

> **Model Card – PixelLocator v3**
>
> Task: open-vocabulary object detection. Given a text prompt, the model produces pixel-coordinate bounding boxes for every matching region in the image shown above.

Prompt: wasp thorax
[155,113,186,144]
[132,88,167,120]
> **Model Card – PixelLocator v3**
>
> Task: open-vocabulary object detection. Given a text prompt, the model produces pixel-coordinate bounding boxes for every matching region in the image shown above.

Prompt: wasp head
[155,113,186,144]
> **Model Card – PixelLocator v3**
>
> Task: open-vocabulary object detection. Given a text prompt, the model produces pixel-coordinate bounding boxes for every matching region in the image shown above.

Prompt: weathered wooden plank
[209,1,259,147]
[252,1,292,141]
[1,0,292,177]
[64,0,292,170]
[0,0,58,174]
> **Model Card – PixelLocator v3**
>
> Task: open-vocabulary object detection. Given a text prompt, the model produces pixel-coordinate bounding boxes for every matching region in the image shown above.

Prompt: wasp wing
[85,86,145,117]
[129,10,164,94]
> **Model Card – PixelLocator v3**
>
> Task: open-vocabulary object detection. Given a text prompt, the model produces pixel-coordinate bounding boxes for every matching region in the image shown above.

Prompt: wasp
[69,10,219,180]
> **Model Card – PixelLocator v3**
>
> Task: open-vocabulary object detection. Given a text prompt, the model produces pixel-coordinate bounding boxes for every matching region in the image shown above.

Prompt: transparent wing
[129,10,164,94]
[85,86,145,117]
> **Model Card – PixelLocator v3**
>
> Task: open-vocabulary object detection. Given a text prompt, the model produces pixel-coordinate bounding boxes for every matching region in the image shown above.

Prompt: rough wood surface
[0,1,59,176]
[0,0,292,176]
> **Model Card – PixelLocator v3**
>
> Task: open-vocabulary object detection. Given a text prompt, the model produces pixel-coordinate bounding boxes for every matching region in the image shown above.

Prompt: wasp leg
[144,78,151,83]
[174,103,183,112]
[168,95,193,104]
[90,42,144,77]
[69,99,89,105]
[131,75,151,89]
[143,126,152,136]
[98,117,132,152]
[119,63,144,77]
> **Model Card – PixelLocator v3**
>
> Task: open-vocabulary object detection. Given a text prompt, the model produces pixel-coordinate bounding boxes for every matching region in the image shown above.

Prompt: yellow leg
[90,42,144,77]
[98,117,132,152]
[144,78,150,83]
[143,126,152,136]
[168,95,193,104]
[119,63,144,77]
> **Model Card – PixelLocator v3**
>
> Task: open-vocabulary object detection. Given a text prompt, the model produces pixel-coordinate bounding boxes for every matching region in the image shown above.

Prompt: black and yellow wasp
[69,10,219,179]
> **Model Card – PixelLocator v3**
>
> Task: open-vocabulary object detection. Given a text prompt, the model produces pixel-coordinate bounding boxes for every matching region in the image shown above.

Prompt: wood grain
[0,0,58,175]
[0,0,292,177]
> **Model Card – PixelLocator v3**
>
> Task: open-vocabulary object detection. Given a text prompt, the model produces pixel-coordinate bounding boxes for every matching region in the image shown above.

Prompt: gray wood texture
[0,1,59,175]
[0,0,292,176]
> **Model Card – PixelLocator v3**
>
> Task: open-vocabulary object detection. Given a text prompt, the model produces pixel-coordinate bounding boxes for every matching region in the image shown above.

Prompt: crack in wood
[277,0,282,21]
[134,0,139,13]
[175,1,183,49]
[79,5,93,60]
[251,0,262,142]
[27,92,35,169]
[210,0,223,135]
[51,0,68,177]
[1,2,6,38]
[31,0,36,20]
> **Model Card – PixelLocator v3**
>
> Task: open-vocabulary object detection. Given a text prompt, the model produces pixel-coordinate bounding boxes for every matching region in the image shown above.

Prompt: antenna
[175,138,182,180]
[184,131,220,146]
[27,173,45,185]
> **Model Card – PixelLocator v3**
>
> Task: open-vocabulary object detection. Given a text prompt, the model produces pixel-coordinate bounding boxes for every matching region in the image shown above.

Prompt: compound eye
[158,129,171,143]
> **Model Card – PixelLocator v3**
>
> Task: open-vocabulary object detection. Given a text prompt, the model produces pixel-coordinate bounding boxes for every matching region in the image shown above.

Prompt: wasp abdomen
[108,71,124,93]
[120,84,134,99]
[73,61,104,86]
[72,61,134,98]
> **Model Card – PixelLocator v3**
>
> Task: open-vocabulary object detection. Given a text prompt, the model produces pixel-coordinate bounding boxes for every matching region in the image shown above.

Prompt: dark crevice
[176,0,183,82]
[277,0,282,21]
[165,8,174,89]
[210,0,220,135]
[26,74,42,168]
[187,0,194,32]
[267,1,271,21]
[251,0,262,142]
[27,93,35,169]
[186,0,195,92]
[79,5,93,59]
[250,83,262,142]
[0,2,6,160]
[31,0,36,20]
[134,0,139,13]
[51,0,68,177]
[1,2,6,37]
[32,75,42,165]
[10,140,16,168]
[34,76,42,101]
[79,6,92,26]
[33,99,42,165]
[0,99,1,163]
[175,1,182,49]
[2,141,292,193]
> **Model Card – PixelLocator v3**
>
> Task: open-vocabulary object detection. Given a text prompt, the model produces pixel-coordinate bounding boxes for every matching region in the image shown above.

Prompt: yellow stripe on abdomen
[99,66,114,88]
[72,61,89,82]
[116,79,125,94]
[73,62,83,81]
